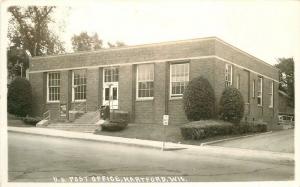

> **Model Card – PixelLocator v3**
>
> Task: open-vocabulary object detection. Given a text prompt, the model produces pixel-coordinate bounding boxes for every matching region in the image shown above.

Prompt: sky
[51,0,300,66]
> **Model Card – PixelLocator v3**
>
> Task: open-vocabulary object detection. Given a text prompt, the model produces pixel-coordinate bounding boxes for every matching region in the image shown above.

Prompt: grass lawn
[94,123,259,145]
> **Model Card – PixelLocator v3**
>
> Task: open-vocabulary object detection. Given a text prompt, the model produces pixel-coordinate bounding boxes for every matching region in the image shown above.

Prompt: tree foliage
[7,6,65,78]
[275,58,294,107]
[7,77,32,117]
[219,87,244,124]
[8,6,65,56]
[183,76,215,121]
[71,32,103,52]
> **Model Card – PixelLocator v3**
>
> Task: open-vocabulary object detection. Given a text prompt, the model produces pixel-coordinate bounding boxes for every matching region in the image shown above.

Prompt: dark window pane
[105,88,109,100]
[113,87,117,100]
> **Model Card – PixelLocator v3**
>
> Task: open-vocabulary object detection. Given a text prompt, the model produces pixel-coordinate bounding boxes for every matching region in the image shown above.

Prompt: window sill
[46,101,60,104]
[169,96,183,100]
[136,97,154,101]
[72,100,86,103]
[269,106,273,109]
[258,105,263,107]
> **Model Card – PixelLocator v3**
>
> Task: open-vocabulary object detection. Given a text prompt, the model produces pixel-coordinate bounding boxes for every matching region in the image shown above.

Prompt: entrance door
[103,82,118,109]
[103,67,119,109]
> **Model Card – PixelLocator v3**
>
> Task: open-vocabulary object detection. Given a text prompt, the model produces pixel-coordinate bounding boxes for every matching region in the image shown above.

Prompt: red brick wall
[29,37,279,126]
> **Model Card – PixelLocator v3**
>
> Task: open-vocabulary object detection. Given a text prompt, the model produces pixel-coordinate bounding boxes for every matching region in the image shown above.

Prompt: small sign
[163,115,169,126]
[60,103,67,117]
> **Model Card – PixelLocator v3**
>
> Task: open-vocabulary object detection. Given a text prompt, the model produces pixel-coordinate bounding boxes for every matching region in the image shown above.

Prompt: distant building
[28,37,279,128]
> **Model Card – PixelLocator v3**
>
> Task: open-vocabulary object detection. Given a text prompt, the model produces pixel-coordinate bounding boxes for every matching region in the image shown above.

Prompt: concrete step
[74,111,100,124]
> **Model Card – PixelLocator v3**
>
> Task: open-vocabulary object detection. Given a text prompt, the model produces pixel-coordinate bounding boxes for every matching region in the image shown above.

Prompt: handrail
[43,110,51,120]
[74,102,87,113]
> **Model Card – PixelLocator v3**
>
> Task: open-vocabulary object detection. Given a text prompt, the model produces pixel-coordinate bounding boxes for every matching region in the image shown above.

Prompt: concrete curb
[8,126,294,165]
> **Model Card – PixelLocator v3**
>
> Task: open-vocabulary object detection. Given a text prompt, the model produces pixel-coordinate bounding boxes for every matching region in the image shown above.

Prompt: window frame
[252,80,256,98]
[169,62,190,99]
[136,63,154,100]
[104,67,119,83]
[257,76,263,106]
[269,81,274,108]
[72,69,87,102]
[47,72,60,103]
[236,74,240,89]
[225,64,233,87]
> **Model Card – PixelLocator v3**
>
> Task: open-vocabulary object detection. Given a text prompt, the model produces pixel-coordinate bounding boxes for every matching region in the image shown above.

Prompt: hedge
[183,76,215,121]
[22,116,42,126]
[180,120,267,140]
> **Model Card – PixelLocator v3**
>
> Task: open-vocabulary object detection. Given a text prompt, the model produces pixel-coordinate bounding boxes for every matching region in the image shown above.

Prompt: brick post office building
[29,37,279,127]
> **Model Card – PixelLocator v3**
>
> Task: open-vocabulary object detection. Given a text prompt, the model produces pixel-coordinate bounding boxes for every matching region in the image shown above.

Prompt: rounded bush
[219,87,245,124]
[7,77,32,117]
[183,76,215,121]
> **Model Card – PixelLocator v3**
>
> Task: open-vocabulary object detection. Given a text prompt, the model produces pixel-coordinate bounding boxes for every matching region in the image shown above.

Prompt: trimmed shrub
[180,120,267,140]
[22,116,42,126]
[100,110,129,131]
[101,119,128,131]
[183,76,215,121]
[219,87,244,124]
[7,77,32,117]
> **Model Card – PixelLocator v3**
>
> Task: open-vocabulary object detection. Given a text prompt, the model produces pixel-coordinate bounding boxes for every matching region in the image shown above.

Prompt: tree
[8,6,65,56]
[8,77,32,117]
[183,76,215,121]
[219,87,244,125]
[7,6,65,78]
[275,58,294,107]
[71,32,103,51]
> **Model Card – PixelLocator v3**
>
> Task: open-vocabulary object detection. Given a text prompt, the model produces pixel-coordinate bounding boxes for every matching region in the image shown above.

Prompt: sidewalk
[8,126,294,165]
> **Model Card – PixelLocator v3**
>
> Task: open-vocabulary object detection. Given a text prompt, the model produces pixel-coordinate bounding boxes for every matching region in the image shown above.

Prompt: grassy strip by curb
[200,131,273,146]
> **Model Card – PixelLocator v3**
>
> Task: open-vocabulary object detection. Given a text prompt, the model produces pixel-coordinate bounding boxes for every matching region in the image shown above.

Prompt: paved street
[213,129,294,153]
[8,132,294,182]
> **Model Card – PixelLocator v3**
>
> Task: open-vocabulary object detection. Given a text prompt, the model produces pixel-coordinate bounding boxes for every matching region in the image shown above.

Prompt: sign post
[162,115,169,151]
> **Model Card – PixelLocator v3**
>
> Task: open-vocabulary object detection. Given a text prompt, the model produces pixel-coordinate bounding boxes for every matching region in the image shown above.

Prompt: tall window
[137,64,154,98]
[269,81,274,108]
[73,69,87,101]
[104,67,119,82]
[236,74,240,89]
[257,77,263,106]
[47,72,60,102]
[225,64,232,87]
[252,80,255,98]
[170,63,189,97]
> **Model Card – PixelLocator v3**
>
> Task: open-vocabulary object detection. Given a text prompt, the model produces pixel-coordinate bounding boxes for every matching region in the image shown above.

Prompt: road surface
[8,132,294,182]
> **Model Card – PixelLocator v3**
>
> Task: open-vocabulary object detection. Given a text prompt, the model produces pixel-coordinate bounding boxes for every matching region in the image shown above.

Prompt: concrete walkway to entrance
[8,126,294,166]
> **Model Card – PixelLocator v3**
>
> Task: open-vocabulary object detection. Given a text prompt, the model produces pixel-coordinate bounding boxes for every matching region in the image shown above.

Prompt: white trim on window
[169,62,189,98]
[47,72,60,103]
[252,80,255,98]
[269,81,274,108]
[72,69,87,102]
[136,63,154,100]
[225,64,232,87]
[257,77,263,106]
[236,74,240,89]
